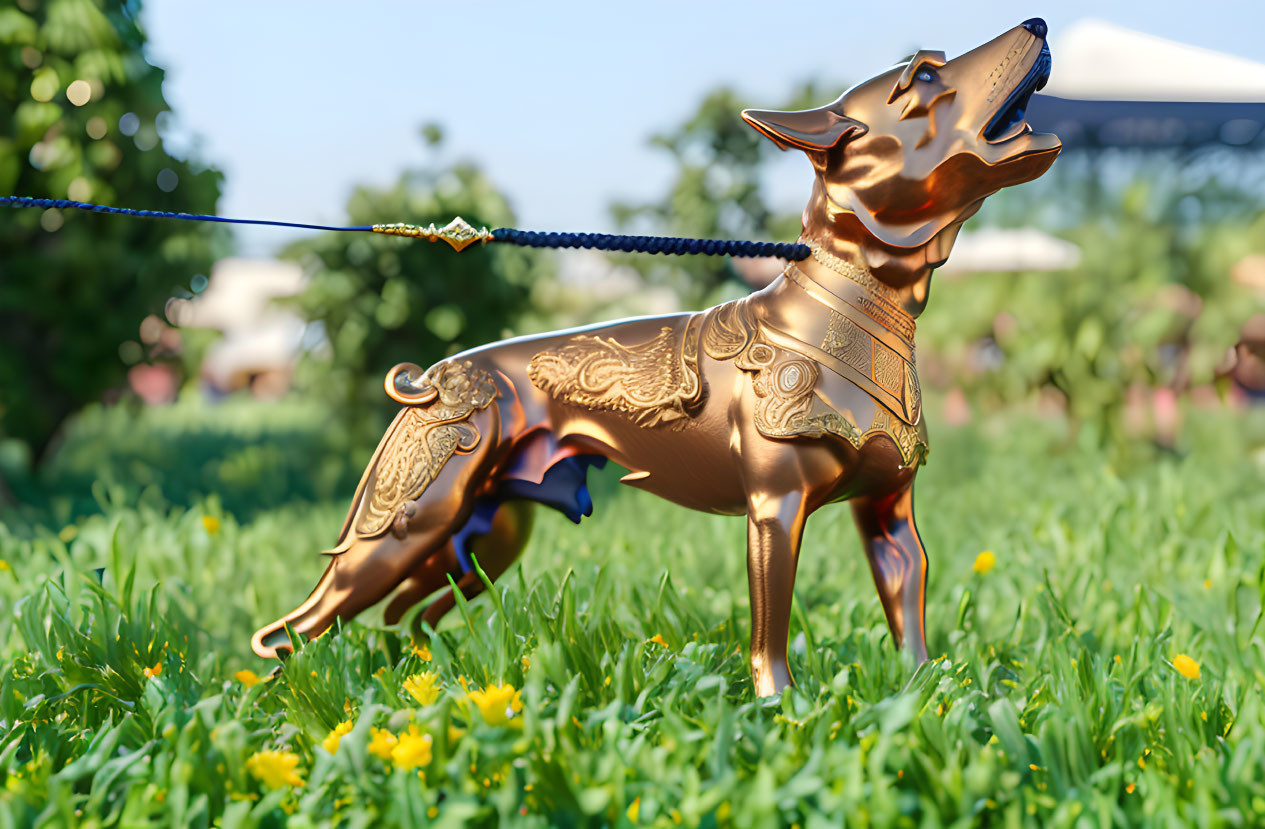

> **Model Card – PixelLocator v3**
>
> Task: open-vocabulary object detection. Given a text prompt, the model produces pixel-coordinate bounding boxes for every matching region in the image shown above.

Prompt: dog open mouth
[982,41,1051,143]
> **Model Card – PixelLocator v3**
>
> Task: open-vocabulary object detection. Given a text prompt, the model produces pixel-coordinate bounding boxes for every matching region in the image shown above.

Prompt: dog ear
[741,103,866,152]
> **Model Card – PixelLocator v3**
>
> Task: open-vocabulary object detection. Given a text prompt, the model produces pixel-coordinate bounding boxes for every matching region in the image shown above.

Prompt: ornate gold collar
[787,242,915,347]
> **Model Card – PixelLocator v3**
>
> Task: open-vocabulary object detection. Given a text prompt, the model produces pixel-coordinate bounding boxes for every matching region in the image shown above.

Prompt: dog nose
[1021,18,1048,38]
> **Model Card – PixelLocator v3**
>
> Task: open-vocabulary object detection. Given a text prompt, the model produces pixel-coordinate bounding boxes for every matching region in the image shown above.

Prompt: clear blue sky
[143,2,1265,256]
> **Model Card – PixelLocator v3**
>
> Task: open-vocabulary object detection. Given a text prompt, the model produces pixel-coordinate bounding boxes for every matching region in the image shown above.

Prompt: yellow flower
[521,655,531,670]
[412,643,432,662]
[368,728,397,761]
[1172,654,1201,680]
[648,634,669,648]
[143,663,162,678]
[0,560,10,572]
[467,682,523,727]
[235,669,261,688]
[245,750,304,789]
[322,720,354,754]
[403,672,442,706]
[391,725,433,770]
[973,551,996,574]
[627,797,641,822]
[202,515,221,534]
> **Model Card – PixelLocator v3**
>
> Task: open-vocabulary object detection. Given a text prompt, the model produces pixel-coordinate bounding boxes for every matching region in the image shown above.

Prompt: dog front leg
[850,486,929,663]
[745,490,807,697]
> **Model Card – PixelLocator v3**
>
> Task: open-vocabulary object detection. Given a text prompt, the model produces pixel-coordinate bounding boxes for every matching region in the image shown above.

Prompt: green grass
[2,400,1264,826]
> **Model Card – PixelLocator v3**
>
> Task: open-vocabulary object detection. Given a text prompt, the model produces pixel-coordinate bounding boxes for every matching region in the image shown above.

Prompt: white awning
[1044,19,1265,103]
[938,228,1081,276]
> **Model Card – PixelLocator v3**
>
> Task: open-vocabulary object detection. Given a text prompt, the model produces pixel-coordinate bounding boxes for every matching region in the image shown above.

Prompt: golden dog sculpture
[252,19,1061,696]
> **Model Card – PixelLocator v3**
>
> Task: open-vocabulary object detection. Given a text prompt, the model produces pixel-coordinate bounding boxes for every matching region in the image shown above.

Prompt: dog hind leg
[250,402,505,658]
[382,500,535,633]
[850,486,929,662]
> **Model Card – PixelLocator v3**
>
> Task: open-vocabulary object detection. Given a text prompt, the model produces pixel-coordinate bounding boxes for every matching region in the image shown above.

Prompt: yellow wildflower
[973,550,996,574]
[627,797,640,822]
[0,560,10,572]
[245,750,304,789]
[521,655,531,670]
[412,642,432,662]
[143,663,162,678]
[322,720,354,754]
[235,669,261,688]
[467,682,524,727]
[648,634,669,648]
[391,725,434,770]
[1172,654,1201,680]
[403,672,442,706]
[202,515,221,535]
[368,728,397,761]
[1126,783,1135,794]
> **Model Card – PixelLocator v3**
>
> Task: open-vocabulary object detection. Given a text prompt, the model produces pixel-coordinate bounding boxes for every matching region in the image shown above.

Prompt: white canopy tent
[1028,19,1265,148]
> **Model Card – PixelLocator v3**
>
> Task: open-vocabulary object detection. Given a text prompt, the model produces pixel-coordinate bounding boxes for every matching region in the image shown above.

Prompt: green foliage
[3,394,362,526]
[0,0,225,458]
[611,84,829,306]
[2,400,1265,825]
[283,150,553,443]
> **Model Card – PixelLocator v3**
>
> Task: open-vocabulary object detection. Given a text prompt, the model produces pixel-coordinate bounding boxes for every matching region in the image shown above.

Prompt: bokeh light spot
[118,112,140,136]
[134,127,158,152]
[20,47,40,68]
[139,315,164,345]
[86,116,107,139]
[68,177,92,202]
[156,168,178,192]
[39,209,62,232]
[66,79,91,106]
[164,297,193,327]
[190,273,209,293]
[118,341,143,365]
[30,69,58,103]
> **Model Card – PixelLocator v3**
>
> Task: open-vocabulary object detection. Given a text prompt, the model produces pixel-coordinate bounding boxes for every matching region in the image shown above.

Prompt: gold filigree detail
[904,362,921,423]
[750,354,820,438]
[807,239,903,304]
[822,313,872,375]
[371,217,494,251]
[528,320,702,427]
[701,299,756,360]
[872,340,904,396]
[867,406,926,467]
[354,360,498,538]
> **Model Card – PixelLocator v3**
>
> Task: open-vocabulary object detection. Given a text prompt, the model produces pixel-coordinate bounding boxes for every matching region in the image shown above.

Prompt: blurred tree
[611,83,833,306]
[283,141,553,444]
[0,0,224,465]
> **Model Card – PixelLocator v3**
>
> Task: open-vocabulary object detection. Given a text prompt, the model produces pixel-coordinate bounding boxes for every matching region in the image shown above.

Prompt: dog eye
[915,69,936,83]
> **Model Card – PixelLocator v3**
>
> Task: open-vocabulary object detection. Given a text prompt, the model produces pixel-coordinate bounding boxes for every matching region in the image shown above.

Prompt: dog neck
[796,180,978,319]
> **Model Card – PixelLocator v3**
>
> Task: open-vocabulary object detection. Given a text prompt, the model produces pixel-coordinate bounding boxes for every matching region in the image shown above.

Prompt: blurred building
[167,258,308,398]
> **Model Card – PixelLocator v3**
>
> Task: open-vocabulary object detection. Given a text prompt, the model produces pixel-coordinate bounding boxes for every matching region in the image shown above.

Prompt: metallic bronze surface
[252,21,1060,697]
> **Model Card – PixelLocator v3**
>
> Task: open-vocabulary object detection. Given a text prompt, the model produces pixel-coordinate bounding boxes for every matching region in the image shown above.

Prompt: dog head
[743,19,1061,252]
